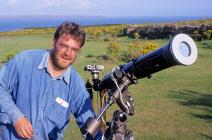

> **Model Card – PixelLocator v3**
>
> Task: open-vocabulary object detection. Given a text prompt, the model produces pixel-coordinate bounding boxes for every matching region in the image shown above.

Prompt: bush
[103,38,110,42]
[134,32,140,39]
[203,30,212,40]
[107,41,122,61]
[5,52,16,62]
[199,40,212,49]
[141,42,159,55]
[127,41,142,59]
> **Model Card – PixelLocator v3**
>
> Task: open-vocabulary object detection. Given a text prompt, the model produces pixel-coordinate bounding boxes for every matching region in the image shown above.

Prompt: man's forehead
[56,34,81,48]
[59,34,73,41]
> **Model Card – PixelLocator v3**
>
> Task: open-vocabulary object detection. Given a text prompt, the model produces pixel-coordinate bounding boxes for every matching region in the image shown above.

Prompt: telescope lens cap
[170,34,198,65]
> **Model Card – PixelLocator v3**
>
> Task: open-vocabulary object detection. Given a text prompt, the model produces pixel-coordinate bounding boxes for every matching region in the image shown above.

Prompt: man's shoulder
[13,49,49,66]
[70,66,85,84]
[16,49,48,60]
[70,66,80,78]
[19,49,48,57]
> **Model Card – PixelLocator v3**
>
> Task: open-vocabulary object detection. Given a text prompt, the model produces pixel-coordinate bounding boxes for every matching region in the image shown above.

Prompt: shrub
[199,40,212,49]
[107,41,122,61]
[141,42,159,55]
[134,32,140,39]
[127,41,142,59]
[103,38,110,42]
[203,30,212,40]
[5,52,16,62]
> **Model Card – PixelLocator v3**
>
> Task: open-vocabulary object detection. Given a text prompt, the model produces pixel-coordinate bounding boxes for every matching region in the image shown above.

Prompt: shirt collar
[38,51,48,70]
[38,51,71,85]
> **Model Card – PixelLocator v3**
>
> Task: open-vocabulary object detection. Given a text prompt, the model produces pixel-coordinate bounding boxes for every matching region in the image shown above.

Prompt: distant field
[0,31,211,140]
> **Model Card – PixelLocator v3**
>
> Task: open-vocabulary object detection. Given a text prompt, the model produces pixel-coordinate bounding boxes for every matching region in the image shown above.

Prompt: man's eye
[73,49,80,52]
[60,45,68,48]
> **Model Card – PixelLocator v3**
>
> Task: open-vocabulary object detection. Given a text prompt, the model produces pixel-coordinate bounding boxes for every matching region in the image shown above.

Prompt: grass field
[0,33,211,140]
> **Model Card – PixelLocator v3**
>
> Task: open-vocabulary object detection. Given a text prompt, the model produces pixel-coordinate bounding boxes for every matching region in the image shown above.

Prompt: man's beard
[50,50,71,70]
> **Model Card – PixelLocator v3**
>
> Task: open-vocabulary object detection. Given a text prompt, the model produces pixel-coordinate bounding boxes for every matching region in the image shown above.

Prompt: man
[0,22,101,139]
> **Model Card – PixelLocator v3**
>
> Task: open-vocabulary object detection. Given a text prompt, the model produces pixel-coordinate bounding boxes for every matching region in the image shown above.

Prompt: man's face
[51,35,81,70]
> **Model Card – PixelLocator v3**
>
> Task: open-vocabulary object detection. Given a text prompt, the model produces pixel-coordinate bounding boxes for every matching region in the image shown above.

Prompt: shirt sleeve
[0,55,25,125]
[71,73,102,140]
[72,88,95,127]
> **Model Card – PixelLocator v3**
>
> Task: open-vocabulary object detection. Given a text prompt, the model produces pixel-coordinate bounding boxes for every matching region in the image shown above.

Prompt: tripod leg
[100,90,107,134]
[85,79,94,111]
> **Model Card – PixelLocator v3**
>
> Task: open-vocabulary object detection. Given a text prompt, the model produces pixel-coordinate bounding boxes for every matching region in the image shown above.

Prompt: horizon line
[0,15,212,18]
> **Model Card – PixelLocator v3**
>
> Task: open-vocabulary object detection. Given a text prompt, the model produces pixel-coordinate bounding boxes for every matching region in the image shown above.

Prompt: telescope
[82,34,198,139]
[94,33,198,91]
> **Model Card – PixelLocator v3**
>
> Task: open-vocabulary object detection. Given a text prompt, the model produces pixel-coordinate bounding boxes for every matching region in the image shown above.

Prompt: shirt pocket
[44,98,68,128]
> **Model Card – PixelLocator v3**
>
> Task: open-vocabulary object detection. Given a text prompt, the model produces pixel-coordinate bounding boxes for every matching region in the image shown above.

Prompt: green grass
[0,34,212,140]
[0,34,52,62]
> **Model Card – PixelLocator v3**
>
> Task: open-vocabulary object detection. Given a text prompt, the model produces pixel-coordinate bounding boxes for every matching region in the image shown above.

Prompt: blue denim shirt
[0,50,101,140]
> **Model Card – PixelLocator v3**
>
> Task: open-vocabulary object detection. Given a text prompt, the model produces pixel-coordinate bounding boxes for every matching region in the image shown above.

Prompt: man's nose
[64,48,73,57]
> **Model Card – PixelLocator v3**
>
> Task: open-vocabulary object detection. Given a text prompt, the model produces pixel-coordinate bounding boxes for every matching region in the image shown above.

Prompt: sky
[0,0,212,17]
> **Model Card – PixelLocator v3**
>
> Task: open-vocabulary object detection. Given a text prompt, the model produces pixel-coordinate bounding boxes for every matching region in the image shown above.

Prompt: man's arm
[0,57,25,123]
[71,78,102,140]
[0,56,33,138]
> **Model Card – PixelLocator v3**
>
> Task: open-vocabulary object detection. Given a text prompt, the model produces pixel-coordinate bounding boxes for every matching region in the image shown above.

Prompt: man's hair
[54,21,86,47]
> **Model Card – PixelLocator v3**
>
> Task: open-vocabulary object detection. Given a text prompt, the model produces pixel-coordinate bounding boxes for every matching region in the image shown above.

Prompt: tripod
[84,65,135,140]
